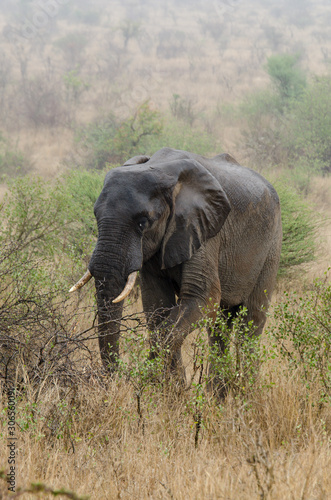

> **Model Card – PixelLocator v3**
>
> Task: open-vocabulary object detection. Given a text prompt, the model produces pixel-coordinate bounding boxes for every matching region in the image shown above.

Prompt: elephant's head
[70,152,231,369]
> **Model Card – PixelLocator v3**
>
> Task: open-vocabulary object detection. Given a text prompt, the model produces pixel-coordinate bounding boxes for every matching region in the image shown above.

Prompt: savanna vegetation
[0,0,330,498]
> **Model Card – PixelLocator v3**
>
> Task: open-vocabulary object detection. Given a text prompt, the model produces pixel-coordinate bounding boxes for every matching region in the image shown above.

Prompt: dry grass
[1,273,331,499]
[1,357,330,499]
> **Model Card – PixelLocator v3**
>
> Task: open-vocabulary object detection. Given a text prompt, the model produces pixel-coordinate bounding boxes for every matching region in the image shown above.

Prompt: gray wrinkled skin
[88,148,282,380]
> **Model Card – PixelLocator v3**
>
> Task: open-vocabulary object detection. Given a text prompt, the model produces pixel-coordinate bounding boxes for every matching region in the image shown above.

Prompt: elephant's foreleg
[139,269,177,359]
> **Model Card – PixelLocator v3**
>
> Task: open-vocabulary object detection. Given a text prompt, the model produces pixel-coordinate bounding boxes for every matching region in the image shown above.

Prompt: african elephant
[70,148,282,380]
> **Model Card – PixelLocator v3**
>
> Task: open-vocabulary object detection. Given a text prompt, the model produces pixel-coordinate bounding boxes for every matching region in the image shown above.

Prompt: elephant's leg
[245,245,280,338]
[223,248,280,388]
[166,284,222,380]
[162,245,223,379]
[139,269,177,360]
[140,277,220,381]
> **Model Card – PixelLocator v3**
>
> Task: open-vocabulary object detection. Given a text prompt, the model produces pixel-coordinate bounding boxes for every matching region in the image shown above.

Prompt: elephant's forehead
[96,168,160,214]
[104,166,157,190]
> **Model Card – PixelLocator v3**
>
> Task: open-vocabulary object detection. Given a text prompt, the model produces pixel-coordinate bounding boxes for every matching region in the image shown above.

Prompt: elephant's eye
[137,217,149,233]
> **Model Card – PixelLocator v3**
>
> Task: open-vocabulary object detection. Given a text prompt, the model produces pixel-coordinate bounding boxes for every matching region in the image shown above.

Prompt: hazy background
[0,0,330,174]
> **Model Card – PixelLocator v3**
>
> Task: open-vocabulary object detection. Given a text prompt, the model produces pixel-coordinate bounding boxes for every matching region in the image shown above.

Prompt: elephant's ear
[123,155,150,166]
[159,159,231,269]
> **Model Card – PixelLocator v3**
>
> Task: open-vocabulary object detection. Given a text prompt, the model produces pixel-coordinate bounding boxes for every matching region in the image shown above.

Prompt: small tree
[288,75,331,174]
[265,53,306,110]
[119,20,142,50]
[112,102,163,159]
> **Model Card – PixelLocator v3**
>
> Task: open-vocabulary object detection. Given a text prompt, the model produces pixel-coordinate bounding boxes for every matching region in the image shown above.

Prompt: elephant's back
[203,155,280,215]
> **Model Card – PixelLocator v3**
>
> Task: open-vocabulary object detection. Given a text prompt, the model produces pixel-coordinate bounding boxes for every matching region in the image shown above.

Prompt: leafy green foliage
[64,169,104,246]
[75,114,118,169]
[148,116,217,156]
[0,171,103,385]
[265,53,306,109]
[1,171,102,266]
[202,306,261,398]
[113,102,163,160]
[267,271,331,404]
[76,103,216,169]
[287,76,331,174]
[0,133,30,179]
[276,180,317,274]
[63,69,90,116]
[240,60,330,179]
[76,103,163,168]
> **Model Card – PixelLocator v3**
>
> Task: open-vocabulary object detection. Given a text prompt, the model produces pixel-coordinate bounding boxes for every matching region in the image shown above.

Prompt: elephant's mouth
[69,269,138,304]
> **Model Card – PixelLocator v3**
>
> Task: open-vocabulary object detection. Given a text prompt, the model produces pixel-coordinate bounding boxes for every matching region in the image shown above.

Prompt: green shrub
[266,270,331,405]
[275,180,317,274]
[64,169,104,245]
[286,75,331,174]
[76,103,216,169]
[75,114,118,169]
[0,134,31,178]
[0,171,105,385]
[265,53,306,109]
[112,102,163,160]
[239,88,288,169]
[240,63,330,178]
[203,306,261,398]
[147,116,217,156]
[76,103,163,168]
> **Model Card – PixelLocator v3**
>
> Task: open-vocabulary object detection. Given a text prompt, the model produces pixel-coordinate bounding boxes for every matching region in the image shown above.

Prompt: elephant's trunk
[69,218,142,371]
[95,280,124,371]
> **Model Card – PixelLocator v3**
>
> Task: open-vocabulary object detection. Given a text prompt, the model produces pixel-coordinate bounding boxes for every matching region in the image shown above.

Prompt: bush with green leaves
[0,171,104,386]
[275,180,317,274]
[75,114,118,169]
[0,133,31,179]
[147,116,217,157]
[239,58,331,177]
[286,75,331,174]
[198,306,261,399]
[76,102,163,168]
[266,270,331,405]
[265,53,306,110]
[76,103,216,169]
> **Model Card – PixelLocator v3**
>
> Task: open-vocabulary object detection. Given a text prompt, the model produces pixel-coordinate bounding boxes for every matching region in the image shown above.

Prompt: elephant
[70,147,282,384]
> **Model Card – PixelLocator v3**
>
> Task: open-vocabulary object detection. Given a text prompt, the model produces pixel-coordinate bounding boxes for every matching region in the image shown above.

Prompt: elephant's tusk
[112,271,138,303]
[69,270,92,293]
